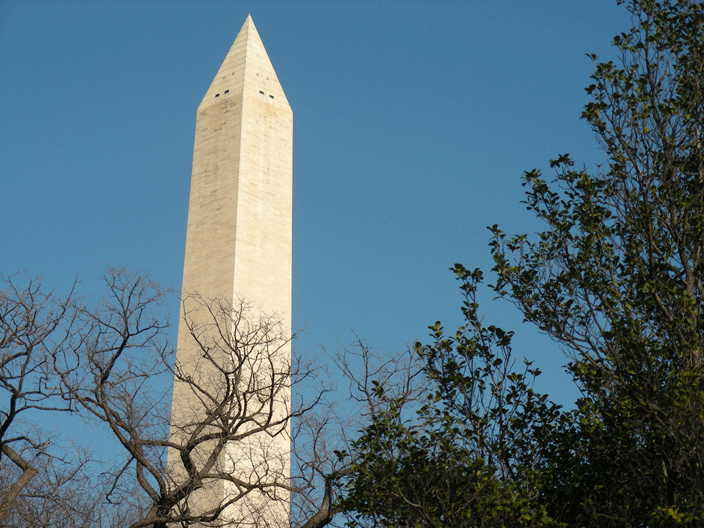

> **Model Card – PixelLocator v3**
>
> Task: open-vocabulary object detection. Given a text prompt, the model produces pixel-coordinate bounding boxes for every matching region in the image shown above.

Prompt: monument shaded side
[168,15,292,527]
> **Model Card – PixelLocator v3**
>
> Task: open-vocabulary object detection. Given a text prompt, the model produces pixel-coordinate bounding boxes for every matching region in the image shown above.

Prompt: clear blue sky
[1,1,632,406]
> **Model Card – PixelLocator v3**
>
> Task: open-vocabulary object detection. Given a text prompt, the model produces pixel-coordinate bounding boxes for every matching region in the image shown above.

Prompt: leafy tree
[340,266,565,527]
[341,0,704,526]
[491,0,704,524]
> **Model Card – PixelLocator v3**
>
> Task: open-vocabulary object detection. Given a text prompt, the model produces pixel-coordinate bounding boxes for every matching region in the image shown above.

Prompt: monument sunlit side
[168,15,292,527]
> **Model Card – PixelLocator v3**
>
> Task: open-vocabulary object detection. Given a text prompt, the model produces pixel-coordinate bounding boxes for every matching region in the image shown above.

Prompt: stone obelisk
[169,15,292,527]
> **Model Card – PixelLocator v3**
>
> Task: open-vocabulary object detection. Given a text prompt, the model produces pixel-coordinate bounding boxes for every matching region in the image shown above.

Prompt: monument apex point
[201,14,290,111]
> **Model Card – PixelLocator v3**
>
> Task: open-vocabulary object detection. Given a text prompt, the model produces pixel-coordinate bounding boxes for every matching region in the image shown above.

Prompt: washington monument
[168,15,293,527]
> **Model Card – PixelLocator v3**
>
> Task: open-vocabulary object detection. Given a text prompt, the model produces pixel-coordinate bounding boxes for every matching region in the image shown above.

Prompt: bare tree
[292,341,429,528]
[0,268,426,528]
[0,275,78,524]
[54,268,319,528]
[0,444,121,528]
[166,292,297,528]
